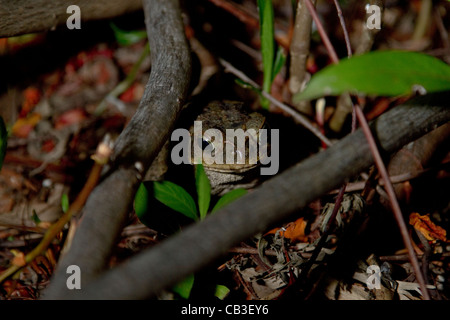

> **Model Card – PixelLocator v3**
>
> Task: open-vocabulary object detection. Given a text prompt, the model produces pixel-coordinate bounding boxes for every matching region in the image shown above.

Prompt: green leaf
[110,22,147,46]
[172,274,195,299]
[134,183,149,219]
[294,50,450,101]
[61,194,69,213]
[195,164,211,220]
[153,181,198,221]
[0,117,7,171]
[258,0,275,109]
[31,209,41,224]
[214,284,230,300]
[211,188,247,214]
[272,46,286,82]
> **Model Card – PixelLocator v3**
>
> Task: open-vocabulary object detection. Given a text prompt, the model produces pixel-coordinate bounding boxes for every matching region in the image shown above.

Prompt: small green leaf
[172,274,195,299]
[110,22,147,46]
[195,164,211,220]
[214,284,230,300]
[134,183,149,219]
[0,117,7,171]
[272,46,286,82]
[61,194,69,213]
[211,188,247,214]
[294,50,450,101]
[153,181,198,221]
[31,209,41,224]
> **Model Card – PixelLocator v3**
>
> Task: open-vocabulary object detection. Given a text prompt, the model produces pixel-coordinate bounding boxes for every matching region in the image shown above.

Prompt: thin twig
[332,0,352,57]
[299,0,355,286]
[219,58,333,147]
[329,161,450,194]
[303,0,431,299]
[354,105,430,299]
[0,139,111,284]
[303,0,338,63]
[299,184,347,282]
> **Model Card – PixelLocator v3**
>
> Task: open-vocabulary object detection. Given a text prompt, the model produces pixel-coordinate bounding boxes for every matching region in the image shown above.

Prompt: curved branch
[42,0,191,298]
[0,0,143,37]
[46,91,450,299]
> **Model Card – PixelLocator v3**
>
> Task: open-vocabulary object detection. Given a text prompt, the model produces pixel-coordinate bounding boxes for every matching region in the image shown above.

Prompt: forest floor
[0,0,449,301]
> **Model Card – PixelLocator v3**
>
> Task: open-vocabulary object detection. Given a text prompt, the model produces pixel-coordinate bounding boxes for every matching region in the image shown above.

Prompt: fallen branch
[0,0,142,37]
[44,91,450,299]
[42,0,191,298]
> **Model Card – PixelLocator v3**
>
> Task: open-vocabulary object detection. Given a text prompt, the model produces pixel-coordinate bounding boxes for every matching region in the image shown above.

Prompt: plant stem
[332,0,352,57]
[303,0,430,300]
[219,58,332,147]
[289,0,316,114]
[303,0,338,63]
[94,43,150,115]
[412,0,432,41]
[0,141,109,284]
[354,105,430,299]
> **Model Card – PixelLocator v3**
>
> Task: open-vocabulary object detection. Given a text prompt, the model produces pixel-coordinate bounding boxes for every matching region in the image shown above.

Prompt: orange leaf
[409,212,447,242]
[20,87,41,117]
[266,217,308,243]
[12,113,41,138]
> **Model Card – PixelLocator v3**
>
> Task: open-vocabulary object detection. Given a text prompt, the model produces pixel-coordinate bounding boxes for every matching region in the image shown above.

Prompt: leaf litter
[0,0,449,300]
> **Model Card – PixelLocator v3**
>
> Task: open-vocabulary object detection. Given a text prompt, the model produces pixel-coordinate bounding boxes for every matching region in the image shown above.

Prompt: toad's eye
[198,138,213,151]
[202,139,211,150]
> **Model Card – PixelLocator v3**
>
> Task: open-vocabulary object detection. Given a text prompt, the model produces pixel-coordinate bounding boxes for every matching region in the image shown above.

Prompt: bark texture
[42,0,191,298]
[0,0,143,37]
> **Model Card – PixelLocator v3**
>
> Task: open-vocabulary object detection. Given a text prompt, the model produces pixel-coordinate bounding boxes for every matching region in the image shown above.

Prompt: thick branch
[46,92,450,299]
[0,0,143,37]
[42,0,191,298]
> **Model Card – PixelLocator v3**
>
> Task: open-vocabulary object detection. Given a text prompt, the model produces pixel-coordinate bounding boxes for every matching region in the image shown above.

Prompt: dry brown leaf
[409,212,447,242]
[11,251,26,267]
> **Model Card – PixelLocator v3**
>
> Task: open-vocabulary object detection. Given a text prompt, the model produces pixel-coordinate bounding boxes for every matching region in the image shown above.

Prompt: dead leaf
[20,86,41,117]
[11,112,41,138]
[12,251,26,267]
[266,217,308,243]
[409,212,447,242]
